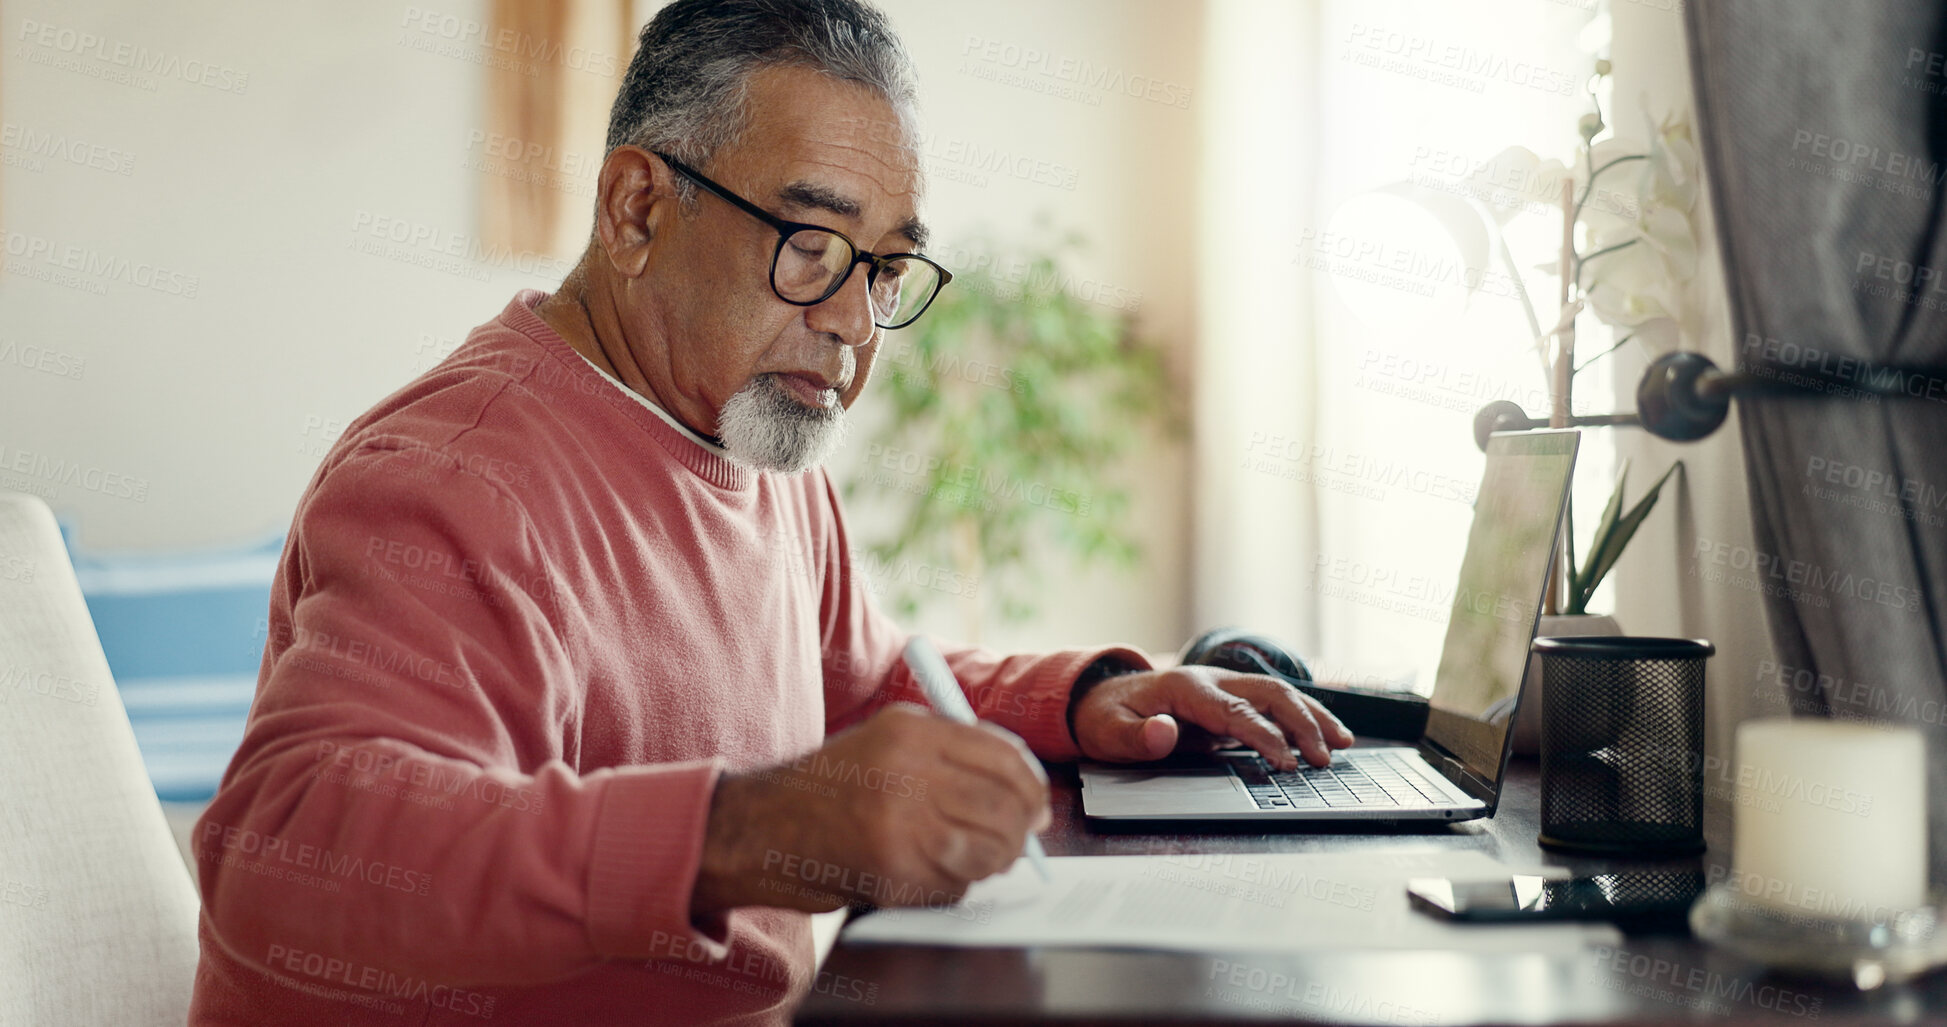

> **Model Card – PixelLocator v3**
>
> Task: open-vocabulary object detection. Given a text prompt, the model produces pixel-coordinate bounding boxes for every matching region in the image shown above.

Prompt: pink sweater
[189,290,1151,1025]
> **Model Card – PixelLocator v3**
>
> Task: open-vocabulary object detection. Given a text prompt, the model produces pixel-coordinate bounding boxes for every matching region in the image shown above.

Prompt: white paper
[842,849,1621,953]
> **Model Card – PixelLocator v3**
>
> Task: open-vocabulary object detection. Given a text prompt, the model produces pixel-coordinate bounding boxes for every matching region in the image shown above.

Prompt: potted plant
[1422,59,1705,752]
[840,234,1179,641]
[1510,458,1683,753]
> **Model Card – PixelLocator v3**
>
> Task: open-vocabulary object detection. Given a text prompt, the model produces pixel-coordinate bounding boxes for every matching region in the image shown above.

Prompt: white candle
[1730,718,1928,920]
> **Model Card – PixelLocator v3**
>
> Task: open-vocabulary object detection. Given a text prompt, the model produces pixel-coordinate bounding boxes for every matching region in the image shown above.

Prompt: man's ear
[592,146,673,279]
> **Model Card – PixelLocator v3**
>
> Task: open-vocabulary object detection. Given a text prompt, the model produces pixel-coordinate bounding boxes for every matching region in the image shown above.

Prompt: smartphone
[1407,870,1704,927]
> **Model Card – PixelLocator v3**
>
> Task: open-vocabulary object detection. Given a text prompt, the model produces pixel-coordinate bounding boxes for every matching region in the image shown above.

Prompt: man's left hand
[1070,667,1355,771]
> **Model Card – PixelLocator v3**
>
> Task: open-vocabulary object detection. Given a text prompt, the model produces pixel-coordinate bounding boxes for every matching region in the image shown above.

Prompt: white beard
[717,372,848,473]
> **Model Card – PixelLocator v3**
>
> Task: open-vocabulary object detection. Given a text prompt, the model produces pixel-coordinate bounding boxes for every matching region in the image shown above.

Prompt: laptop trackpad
[1081,763,1257,816]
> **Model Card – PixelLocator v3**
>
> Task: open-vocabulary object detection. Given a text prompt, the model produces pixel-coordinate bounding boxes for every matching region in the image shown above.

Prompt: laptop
[1079,429,1579,822]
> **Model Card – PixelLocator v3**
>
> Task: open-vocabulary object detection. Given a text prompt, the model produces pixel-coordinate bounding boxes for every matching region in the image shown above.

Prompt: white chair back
[0,493,199,1025]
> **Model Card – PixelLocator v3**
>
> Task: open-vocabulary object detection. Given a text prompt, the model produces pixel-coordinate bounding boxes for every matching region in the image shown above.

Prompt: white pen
[901,635,1053,883]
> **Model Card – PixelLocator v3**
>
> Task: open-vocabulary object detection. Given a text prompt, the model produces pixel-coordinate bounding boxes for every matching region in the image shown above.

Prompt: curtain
[1193,0,1598,690]
[1685,1,1947,877]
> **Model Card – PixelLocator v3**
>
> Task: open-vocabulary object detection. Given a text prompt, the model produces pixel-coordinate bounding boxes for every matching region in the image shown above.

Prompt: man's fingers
[929,769,1044,840]
[946,723,1048,814]
[1139,713,1180,759]
[1081,695,1182,762]
[1255,682,1340,767]
[917,820,1015,885]
[975,721,1049,787]
[1308,695,1357,748]
[936,722,1049,828]
[1182,681,1296,771]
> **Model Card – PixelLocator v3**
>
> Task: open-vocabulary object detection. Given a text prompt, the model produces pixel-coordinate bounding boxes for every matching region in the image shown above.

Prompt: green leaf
[1571,459,1629,605]
[1574,460,1683,613]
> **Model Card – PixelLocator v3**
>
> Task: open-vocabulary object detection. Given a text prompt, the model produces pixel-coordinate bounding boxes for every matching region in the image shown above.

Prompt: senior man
[191,1,1350,1023]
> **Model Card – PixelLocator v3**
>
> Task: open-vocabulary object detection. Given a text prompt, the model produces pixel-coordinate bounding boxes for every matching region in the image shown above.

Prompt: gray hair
[605,0,919,200]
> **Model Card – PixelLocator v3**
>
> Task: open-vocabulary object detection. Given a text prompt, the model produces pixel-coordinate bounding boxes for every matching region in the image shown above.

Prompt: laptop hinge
[1418,739,1497,809]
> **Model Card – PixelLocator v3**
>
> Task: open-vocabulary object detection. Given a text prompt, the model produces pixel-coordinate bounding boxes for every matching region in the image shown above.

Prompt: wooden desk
[798,757,1945,1025]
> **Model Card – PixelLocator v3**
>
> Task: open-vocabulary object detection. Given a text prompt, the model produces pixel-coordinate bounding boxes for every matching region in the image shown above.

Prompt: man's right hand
[690,704,1051,915]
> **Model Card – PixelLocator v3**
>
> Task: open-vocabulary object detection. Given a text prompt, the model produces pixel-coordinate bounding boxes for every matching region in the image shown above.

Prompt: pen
[901,635,1053,883]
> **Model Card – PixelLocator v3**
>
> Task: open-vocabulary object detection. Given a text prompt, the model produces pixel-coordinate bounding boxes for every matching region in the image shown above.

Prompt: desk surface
[798,757,1945,1025]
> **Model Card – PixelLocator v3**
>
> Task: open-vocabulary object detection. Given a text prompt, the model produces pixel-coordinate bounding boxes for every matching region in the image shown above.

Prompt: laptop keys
[1233,752,1451,809]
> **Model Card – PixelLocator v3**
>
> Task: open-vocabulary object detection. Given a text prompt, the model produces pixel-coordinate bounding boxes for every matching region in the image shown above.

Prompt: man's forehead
[733,66,925,217]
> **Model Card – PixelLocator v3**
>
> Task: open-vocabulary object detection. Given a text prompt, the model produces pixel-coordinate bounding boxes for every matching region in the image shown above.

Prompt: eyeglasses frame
[650,150,952,330]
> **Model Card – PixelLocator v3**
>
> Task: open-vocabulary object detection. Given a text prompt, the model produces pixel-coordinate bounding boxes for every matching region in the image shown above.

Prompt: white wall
[1605,0,1787,848]
[831,0,1200,656]
[2,0,534,551]
[1,0,1195,655]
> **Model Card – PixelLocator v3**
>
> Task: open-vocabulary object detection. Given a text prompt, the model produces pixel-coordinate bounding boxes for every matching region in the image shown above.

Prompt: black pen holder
[1534,636,1713,857]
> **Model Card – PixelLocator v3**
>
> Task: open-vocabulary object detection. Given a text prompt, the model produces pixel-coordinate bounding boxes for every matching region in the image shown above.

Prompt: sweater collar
[501,289,755,492]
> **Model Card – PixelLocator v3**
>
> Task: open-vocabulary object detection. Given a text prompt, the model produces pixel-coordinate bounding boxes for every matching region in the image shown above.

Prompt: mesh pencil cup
[1533,636,1714,857]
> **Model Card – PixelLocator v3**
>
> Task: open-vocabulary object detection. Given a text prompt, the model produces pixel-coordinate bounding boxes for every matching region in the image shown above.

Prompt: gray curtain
[1686,1,1947,878]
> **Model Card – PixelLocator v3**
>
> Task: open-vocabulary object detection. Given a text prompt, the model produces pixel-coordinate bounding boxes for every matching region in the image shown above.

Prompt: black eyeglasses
[652,151,952,330]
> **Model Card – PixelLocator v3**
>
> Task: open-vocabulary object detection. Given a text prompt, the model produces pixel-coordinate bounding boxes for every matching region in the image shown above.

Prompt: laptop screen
[1423,430,1579,787]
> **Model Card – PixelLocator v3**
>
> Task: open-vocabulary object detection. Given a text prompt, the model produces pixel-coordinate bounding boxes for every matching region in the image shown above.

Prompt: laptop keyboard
[1229,750,1455,810]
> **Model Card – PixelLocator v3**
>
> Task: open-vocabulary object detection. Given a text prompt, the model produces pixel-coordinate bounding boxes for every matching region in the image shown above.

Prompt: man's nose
[805,264,878,348]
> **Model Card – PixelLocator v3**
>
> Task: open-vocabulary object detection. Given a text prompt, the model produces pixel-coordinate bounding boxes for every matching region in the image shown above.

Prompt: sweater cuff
[585,759,729,962]
[1016,645,1154,761]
